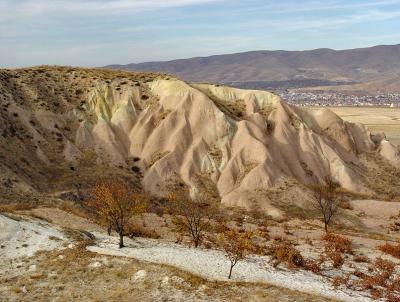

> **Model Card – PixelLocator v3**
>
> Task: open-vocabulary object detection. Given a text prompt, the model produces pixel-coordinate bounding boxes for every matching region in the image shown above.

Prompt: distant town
[276,91,400,107]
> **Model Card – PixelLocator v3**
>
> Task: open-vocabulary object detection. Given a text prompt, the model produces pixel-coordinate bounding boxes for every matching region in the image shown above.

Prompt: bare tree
[86,179,147,248]
[168,188,216,248]
[217,226,254,279]
[311,176,342,233]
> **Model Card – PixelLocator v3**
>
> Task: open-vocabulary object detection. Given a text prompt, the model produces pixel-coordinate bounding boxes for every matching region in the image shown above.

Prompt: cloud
[222,9,400,32]
[261,0,400,14]
[0,0,224,20]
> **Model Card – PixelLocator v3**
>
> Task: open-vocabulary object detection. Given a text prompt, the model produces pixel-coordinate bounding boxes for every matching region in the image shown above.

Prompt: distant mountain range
[106,44,400,94]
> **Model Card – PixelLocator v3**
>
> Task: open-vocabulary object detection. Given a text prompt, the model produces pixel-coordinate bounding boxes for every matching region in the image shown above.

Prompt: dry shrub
[356,258,398,300]
[256,226,270,241]
[331,274,350,288]
[321,233,353,254]
[126,223,160,239]
[329,251,344,268]
[387,294,400,302]
[390,221,400,232]
[321,233,352,268]
[268,240,304,268]
[339,200,353,210]
[379,242,400,259]
[303,259,321,273]
[353,254,370,263]
[328,257,400,300]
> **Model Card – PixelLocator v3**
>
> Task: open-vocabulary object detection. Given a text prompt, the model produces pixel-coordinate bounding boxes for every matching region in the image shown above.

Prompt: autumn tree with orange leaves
[86,179,147,248]
[217,226,254,279]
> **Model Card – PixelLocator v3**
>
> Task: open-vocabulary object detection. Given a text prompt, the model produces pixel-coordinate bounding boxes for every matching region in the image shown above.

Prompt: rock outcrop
[0,66,398,208]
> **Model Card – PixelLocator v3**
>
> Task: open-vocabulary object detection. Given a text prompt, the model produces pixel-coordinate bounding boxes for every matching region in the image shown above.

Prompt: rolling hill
[107,44,400,93]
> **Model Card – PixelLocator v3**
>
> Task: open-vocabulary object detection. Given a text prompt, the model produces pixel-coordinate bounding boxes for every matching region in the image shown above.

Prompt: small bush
[339,200,353,210]
[356,258,398,299]
[304,259,321,273]
[126,223,160,239]
[379,242,400,259]
[322,233,353,253]
[331,275,350,288]
[269,240,303,268]
[322,233,352,268]
[354,254,370,263]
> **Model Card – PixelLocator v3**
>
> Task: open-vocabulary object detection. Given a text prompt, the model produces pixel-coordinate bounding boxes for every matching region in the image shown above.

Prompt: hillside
[107,44,400,93]
[1,66,400,211]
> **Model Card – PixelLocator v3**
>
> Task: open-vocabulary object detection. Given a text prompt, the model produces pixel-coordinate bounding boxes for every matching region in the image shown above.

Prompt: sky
[1,0,400,68]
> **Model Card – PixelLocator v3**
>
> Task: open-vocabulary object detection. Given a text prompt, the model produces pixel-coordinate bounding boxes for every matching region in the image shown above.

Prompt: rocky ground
[1,201,399,302]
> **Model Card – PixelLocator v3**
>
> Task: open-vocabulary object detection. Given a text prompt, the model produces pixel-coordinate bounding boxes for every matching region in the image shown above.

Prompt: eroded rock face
[0,67,397,209]
[379,140,400,168]
[65,78,376,205]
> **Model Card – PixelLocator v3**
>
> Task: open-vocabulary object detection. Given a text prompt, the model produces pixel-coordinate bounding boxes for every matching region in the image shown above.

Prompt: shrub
[126,223,160,239]
[339,200,353,210]
[322,233,353,254]
[331,275,350,288]
[356,258,398,300]
[378,242,400,259]
[321,233,352,268]
[303,259,321,273]
[268,240,303,268]
[353,254,370,263]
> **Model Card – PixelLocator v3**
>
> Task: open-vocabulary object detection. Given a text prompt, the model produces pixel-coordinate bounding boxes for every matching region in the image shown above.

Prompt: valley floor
[2,203,399,302]
[0,213,338,302]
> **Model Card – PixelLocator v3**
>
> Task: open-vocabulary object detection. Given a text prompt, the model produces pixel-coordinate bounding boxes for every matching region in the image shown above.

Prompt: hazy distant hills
[107,44,400,93]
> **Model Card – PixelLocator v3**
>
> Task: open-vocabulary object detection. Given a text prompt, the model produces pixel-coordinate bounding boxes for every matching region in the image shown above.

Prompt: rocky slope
[1,66,399,210]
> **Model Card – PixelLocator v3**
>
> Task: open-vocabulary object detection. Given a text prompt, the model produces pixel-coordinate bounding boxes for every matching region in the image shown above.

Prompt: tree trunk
[324,222,328,233]
[228,264,234,279]
[119,230,124,248]
[107,222,112,236]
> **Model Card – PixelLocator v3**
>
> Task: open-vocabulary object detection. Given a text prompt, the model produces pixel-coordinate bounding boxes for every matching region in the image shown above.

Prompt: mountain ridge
[106,44,400,93]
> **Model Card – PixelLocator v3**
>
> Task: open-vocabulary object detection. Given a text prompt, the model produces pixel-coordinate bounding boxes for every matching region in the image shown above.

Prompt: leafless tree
[311,176,342,233]
[168,188,216,248]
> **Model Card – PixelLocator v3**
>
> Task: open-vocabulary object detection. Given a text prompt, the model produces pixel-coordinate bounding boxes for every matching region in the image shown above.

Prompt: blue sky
[1,0,400,67]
